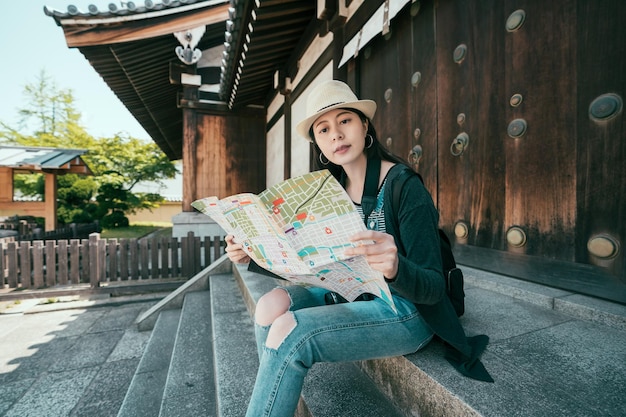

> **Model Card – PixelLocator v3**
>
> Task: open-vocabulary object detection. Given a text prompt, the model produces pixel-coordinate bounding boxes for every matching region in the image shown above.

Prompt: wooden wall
[345,0,625,302]
[190,111,266,204]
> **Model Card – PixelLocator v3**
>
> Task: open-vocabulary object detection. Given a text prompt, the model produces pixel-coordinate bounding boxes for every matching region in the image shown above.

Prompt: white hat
[296,80,377,142]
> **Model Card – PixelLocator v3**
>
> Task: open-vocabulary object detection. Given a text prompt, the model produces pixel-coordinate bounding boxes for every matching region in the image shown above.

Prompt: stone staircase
[116,255,626,417]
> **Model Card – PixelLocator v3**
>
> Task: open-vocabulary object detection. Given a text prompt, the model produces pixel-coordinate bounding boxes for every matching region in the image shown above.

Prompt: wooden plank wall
[195,111,267,200]
[575,1,626,279]
[345,0,625,300]
[436,1,508,250]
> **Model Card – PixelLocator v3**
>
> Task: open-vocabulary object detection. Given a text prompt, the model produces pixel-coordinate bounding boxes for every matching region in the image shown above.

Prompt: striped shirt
[354,178,387,232]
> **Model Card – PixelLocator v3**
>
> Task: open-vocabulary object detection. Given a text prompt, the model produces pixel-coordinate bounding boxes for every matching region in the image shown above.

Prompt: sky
[0,1,150,140]
[0,2,182,196]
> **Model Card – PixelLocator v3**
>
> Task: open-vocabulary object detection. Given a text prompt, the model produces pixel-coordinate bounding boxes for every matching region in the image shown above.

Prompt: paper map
[191,170,396,312]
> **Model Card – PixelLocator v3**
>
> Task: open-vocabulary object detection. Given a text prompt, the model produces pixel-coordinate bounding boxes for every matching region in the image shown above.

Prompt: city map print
[191,170,396,312]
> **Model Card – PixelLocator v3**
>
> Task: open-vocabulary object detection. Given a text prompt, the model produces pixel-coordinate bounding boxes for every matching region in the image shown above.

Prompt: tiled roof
[0,145,92,174]
[44,0,211,18]
[44,0,316,159]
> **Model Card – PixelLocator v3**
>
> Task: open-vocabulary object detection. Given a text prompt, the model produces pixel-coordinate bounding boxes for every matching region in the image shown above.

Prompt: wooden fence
[0,232,225,289]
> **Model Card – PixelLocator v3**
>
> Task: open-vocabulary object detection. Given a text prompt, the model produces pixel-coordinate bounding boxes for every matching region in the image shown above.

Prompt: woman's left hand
[344,230,399,280]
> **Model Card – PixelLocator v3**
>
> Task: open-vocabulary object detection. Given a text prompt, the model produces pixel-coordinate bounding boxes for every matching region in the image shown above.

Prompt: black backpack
[390,168,465,317]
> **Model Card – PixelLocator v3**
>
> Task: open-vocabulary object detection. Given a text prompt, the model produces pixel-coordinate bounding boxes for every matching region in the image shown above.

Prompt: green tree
[0,71,177,227]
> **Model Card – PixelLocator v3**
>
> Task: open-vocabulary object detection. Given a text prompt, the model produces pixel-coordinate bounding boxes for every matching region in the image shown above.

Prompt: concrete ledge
[462,265,626,330]
[135,255,231,331]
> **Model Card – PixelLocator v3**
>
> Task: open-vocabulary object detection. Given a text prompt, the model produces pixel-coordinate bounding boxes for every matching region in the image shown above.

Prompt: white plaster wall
[290,63,334,177]
[266,115,285,188]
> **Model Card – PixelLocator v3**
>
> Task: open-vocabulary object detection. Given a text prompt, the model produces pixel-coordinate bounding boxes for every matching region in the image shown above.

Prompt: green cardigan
[383,164,493,382]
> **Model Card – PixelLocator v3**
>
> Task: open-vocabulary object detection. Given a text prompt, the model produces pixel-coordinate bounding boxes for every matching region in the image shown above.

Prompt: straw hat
[296,80,377,142]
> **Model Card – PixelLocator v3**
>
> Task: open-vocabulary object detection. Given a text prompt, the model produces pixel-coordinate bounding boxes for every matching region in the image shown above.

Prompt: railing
[0,232,224,289]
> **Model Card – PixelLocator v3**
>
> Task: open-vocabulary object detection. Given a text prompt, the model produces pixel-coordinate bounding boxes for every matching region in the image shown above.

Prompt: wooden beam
[44,173,57,231]
[0,167,13,203]
[62,4,230,47]
[0,202,46,217]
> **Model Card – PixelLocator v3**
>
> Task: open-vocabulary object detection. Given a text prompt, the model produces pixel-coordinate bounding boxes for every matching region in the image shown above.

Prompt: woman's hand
[344,230,399,280]
[225,234,251,264]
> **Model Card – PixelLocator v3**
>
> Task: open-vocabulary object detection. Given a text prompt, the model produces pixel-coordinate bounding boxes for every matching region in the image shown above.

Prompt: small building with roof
[0,145,92,231]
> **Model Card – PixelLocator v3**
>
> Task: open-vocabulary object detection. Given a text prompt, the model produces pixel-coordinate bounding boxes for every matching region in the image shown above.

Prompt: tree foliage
[0,70,178,227]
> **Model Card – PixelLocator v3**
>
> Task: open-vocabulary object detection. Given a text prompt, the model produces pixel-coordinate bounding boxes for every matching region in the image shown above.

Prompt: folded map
[191,169,396,312]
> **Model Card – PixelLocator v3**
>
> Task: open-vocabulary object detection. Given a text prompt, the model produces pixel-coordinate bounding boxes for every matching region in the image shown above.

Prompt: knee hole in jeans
[265,311,297,350]
[255,287,291,327]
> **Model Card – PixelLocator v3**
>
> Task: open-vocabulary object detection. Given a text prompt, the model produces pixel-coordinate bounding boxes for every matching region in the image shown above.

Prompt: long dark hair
[310,108,411,181]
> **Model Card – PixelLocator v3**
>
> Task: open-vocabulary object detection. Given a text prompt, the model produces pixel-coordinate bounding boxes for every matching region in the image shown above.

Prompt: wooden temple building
[45,0,625,304]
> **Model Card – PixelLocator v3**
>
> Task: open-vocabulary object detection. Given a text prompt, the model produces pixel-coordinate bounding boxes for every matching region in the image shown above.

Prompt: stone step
[159,291,216,417]
[209,273,258,416]
[117,309,181,417]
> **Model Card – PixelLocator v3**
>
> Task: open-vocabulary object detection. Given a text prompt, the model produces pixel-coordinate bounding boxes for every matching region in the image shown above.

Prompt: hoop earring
[365,134,374,149]
[319,153,329,165]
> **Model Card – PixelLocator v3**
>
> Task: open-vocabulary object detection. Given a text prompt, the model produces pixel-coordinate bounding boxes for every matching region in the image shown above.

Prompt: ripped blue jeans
[245,285,433,417]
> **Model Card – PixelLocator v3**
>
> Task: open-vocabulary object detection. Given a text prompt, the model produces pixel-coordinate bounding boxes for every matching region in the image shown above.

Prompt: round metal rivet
[507,118,527,138]
[384,29,393,41]
[589,93,623,122]
[587,235,619,259]
[411,71,422,87]
[413,128,421,140]
[453,44,467,64]
[506,227,527,247]
[410,1,421,17]
[510,93,523,107]
[363,47,372,60]
[457,113,466,126]
[454,222,469,239]
[506,9,526,32]
[386,137,393,148]
[384,88,393,103]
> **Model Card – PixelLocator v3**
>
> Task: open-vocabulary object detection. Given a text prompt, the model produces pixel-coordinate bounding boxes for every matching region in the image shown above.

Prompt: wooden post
[120,238,129,281]
[182,85,198,212]
[80,239,90,283]
[161,236,170,278]
[108,239,118,282]
[58,240,69,285]
[171,237,179,278]
[44,172,57,231]
[70,239,80,284]
[151,237,160,279]
[89,233,100,287]
[7,242,17,288]
[32,241,44,288]
[98,237,106,284]
[129,238,139,279]
[45,240,56,287]
[213,236,222,265]
[19,241,31,288]
[140,238,149,280]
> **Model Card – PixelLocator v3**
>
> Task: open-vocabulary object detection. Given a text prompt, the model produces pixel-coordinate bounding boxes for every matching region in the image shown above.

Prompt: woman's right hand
[224,234,251,264]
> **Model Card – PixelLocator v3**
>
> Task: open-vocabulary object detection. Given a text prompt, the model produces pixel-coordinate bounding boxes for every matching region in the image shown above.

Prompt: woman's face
[312,108,368,167]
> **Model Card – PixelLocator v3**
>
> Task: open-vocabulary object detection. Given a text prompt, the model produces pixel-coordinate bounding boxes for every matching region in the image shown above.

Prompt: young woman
[225,80,492,417]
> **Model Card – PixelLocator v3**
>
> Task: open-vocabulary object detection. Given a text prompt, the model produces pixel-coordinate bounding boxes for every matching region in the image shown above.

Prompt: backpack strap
[361,156,381,225]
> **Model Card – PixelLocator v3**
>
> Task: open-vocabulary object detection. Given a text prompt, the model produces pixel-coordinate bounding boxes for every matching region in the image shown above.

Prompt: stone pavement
[0,295,162,417]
